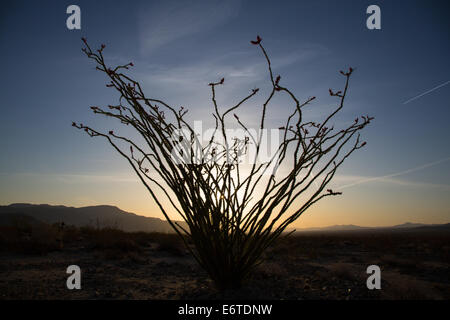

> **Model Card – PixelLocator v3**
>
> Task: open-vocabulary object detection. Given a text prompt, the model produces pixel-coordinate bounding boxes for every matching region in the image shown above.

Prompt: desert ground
[0,225,449,300]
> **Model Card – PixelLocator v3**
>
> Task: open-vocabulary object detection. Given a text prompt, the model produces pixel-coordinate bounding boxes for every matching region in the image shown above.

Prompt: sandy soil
[0,230,449,300]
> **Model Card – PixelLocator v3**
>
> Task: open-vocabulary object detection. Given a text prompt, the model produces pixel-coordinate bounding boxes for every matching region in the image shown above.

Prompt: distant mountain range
[1,203,448,234]
[292,222,450,232]
[0,203,186,233]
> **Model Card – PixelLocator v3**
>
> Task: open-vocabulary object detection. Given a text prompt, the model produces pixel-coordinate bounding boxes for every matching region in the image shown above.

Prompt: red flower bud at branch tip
[361,142,367,147]
[81,37,86,43]
[310,96,316,100]
[220,78,224,84]
[109,131,113,135]
[129,62,134,67]
[340,67,354,76]
[72,122,76,127]
[250,35,262,45]
[275,75,281,86]
[101,44,106,49]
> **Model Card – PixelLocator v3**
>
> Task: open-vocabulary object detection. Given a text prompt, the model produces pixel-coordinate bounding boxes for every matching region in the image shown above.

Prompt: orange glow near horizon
[1,170,449,229]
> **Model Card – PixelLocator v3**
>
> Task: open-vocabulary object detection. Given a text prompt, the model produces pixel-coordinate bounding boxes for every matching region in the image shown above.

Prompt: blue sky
[0,0,449,227]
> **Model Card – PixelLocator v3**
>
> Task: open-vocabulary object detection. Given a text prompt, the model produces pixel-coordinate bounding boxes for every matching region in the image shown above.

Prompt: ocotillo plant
[73,36,373,290]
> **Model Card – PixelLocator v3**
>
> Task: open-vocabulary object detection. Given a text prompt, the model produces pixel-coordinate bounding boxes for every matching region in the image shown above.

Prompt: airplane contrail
[403,80,450,104]
[339,156,450,189]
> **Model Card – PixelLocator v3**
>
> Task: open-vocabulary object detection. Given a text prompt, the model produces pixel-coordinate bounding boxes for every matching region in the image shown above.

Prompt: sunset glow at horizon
[1,0,449,229]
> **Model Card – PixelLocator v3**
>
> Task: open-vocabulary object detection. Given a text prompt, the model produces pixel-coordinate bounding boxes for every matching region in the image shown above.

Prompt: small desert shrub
[28,224,61,254]
[127,231,187,255]
[58,225,81,243]
[380,254,423,270]
[0,226,16,252]
[128,231,155,246]
[441,246,450,264]
[256,261,287,280]
[382,273,441,300]
[87,227,141,252]
[265,237,293,258]
[326,262,356,281]
[154,234,186,256]
[0,222,61,255]
[78,227,142,260]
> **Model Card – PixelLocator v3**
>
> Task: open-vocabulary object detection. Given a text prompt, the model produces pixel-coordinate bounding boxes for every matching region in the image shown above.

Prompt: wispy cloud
[132,45,326,126]
[0,172,139,184]
[336,156,450,189]
[135,44,327,100]
[138,0,241,55]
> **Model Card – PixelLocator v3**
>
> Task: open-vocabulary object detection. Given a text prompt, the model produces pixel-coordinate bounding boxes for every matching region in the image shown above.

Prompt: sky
[0,0,449,228]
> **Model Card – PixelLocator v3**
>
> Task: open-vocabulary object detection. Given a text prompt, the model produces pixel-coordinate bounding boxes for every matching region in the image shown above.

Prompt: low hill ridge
[0,203,184,233]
